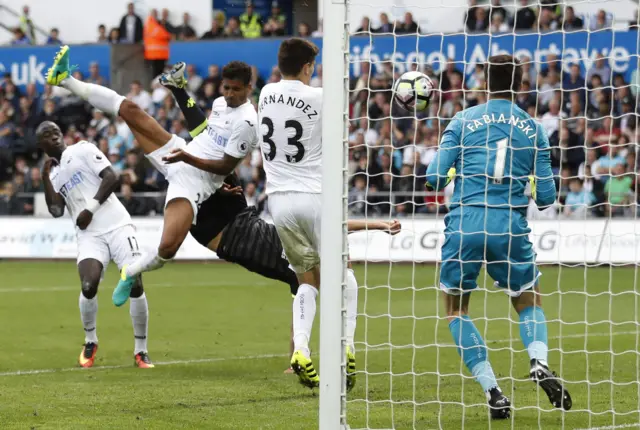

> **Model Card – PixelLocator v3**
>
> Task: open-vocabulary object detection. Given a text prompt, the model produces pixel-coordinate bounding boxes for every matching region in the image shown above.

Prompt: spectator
[593,116,621,148]
[240,2,263,39]
[86,62,108,87]
[144,10,172,78]
[563,178,594,219]
[11,28,30,45]
[224,17,243,38]
[629,9,640,30]
[488,0,508,24]
[0,182,19,215]
[586,54,612,86]
[119,2,143,43]
[589,9,611,31]
[202,19,223,39]
[605,164,633,216]
[297,22,311,38]
[348,175,368,215]
[199,65,221,99]
[97,24,108,43]
[120,183,150,216]
[108,148,124,172]
[469,6,489,32]
[489,13,509,33]
[108,28,120,44]
[128,80,153,113]
[377,12,394,33]
[159,9,176,35]
[398,12,419,34]
[46,28,62,45]
[538,70,561,107]
[171,119,190,140]
[25,167,43,193]
[186,64,203,94]
[520,56,537,84]
[356,17,373,33]
[562,6,584,30]
[596,142,625,179]
[512,0,536,30]
[19,5,35,44]
[515,80,536,111]
[0,111,16,150]
[176,13,197,40]
[541,99,565,137]
[563,63,585,92]
[264,2,287,36]
[538,8,558,31]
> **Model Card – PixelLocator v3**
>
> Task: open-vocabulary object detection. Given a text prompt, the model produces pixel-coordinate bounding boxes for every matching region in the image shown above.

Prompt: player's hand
[162,148,188,164]
[219,183,244,196]
[385,219,401,235]
[42,157,58,176]
[76,209,93,230]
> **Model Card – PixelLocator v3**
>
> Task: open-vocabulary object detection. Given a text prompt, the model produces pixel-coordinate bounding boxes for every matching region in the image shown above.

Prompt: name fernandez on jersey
[258,93,319,120]
[464,112,536,139]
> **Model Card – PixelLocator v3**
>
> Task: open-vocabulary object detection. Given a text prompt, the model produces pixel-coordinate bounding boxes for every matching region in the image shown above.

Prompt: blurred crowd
[1,1,639,219]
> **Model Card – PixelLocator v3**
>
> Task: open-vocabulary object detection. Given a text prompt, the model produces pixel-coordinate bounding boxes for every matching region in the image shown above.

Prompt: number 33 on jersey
[258,80,323,195]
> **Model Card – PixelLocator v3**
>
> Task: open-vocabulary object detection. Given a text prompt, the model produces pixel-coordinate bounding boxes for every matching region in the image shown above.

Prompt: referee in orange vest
[144,10,172,79]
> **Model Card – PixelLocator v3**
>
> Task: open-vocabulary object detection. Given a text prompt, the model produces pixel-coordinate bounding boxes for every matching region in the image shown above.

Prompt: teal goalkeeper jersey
[425,98,556,210]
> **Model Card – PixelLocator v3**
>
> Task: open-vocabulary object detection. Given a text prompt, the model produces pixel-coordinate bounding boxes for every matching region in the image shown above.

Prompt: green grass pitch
[0,261,638,429]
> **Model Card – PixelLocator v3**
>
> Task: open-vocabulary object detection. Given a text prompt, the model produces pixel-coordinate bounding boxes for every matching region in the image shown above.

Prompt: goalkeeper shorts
[439,206,540,297]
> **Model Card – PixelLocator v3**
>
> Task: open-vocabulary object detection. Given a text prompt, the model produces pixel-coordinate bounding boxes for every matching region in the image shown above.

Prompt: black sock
[168,86,208,137]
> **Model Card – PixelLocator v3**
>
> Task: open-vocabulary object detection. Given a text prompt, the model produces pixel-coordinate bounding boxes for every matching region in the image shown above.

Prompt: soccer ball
[393,71,434,112]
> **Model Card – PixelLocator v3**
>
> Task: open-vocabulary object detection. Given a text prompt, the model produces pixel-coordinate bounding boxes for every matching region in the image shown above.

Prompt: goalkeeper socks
[449,315,498,392]
[79,293,98,344]
[125,252,168,278]
[61,76,125,116]
[292,283,318,357]
[345,268,358,354]
[130,293,149,354]
[167,85,208,137]
[519,306,549,366]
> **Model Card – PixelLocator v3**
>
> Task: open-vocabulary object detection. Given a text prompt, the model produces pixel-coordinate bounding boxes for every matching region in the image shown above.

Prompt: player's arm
[42,158,65,218]
[425,116,462,191]
[347,219,401,235]
[531,126,557,208]
[76,145,120,230]
[163,120,255,176]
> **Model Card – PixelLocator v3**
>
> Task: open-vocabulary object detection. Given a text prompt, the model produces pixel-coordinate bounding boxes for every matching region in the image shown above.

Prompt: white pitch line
[0,280,269,294]
[1,331,637,378]
[0,352,289,377]
[575,424,640,430]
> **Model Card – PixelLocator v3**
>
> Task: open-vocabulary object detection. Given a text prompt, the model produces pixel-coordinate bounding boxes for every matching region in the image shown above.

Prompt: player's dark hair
[222,60,252,86]
[278,38,319,77]
[485,54,522,97]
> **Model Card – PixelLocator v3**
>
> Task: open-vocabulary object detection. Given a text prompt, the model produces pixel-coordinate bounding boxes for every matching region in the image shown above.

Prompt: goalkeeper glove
[425,168,456,191]
[528,175,536,201]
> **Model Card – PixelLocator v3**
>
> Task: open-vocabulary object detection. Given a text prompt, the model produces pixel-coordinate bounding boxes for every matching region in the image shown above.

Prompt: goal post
[319,0,350,428]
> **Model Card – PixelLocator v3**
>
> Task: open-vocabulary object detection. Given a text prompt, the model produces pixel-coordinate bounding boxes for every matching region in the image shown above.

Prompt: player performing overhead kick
[46,46,259,307]
[159,62,402,376]
[424,54,571,419]
[38,121,153,369]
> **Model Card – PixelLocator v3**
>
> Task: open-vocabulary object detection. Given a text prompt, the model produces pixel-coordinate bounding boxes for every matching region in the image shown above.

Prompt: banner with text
[1,31,637,90]
[1,217,638,264]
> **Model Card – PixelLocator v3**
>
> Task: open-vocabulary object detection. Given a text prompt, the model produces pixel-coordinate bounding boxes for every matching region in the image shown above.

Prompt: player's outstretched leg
[445,293,511,419]
[77,259,102,368]
[160,62,209,137]
[513,288,572,410]
[129,279,154,368]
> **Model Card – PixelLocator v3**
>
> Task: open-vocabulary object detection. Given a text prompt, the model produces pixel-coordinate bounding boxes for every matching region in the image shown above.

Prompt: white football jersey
[185,97,259,190]
[49,141,131,236]
[258,80,323,194]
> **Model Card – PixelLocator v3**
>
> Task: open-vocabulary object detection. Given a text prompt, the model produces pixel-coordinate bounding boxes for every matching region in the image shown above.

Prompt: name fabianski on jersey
[259,94,319,120]
[464,114,537,140]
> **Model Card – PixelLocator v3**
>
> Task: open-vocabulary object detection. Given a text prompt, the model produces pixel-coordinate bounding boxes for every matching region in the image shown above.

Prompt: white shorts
[146,135,216,223]
[77,224,141,270]
[269,192,322,274]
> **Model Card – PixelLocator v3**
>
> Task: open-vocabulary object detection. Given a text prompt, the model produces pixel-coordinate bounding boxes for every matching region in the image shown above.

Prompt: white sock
[346,269,359,354]
[61,76,125,116]
[292,283,318,358]
[125,251,168,278]
[130,293,149,354]
[79,293,98,344]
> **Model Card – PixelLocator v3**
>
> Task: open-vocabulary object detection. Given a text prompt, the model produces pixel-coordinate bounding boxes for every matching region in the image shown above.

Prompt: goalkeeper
[425,55,570,419]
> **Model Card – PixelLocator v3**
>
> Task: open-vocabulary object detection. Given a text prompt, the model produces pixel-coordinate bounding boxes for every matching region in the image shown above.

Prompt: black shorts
[190,174,247,247]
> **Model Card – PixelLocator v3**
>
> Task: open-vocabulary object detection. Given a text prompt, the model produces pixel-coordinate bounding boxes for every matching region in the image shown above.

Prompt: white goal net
[320,0,640,429]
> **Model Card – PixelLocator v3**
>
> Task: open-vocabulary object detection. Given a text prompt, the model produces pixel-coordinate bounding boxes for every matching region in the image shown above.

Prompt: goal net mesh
[342,0,640,428]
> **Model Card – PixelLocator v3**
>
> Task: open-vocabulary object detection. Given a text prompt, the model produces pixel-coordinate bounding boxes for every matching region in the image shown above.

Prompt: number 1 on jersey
[493,138,508,184]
